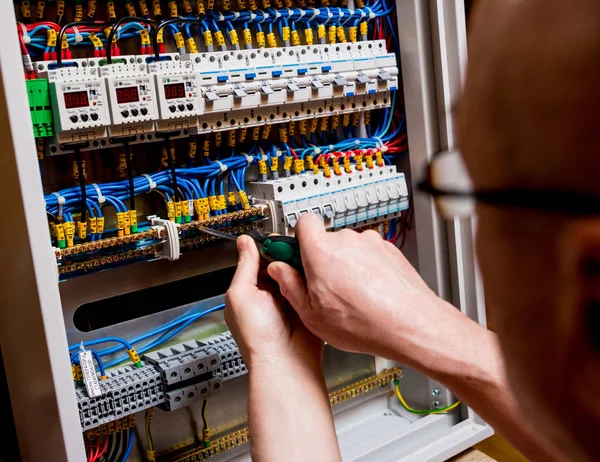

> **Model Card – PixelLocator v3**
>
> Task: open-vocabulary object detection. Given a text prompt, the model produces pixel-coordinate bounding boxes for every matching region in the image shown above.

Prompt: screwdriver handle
[246,230,303,272]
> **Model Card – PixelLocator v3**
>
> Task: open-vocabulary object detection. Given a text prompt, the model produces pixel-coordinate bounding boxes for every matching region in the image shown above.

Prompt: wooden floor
[451,435,529,462]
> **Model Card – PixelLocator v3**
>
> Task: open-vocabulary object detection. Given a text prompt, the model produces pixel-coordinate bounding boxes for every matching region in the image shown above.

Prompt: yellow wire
[395,384,461,414]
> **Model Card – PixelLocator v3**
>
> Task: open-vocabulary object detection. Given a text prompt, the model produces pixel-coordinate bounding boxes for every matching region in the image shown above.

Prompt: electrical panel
[1,0,493,461]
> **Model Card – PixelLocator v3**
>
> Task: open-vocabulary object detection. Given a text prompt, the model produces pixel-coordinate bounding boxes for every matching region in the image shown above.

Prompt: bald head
[458,0,600,193]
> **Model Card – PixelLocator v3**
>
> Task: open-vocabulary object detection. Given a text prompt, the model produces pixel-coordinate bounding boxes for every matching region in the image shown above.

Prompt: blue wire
[122,429,134,461]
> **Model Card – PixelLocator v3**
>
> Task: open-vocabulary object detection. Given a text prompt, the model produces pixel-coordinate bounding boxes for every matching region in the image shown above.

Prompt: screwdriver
[197,226,303,272]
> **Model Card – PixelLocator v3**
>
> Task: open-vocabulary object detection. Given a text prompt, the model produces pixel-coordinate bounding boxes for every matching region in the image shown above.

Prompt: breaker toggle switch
[286,82,300,92]
[311,78,324,89]
[356,72,371,84]
[286,212,299,228]
[260,83,274,95]
[322,204,335,219]
[378,70,393,81]
[204,90,219,101]
[333,75,349,87]
[233,87,248,98]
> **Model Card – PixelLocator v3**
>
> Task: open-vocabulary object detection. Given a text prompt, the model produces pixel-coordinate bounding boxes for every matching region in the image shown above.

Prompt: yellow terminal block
[104,26,116,43]
[228,130,236,147]
[46,29,57,47]
[262,124,271,139]
[217,194,227,210]
[355,154,364,171]
[257,160,267,175]
[355,0,364,6]
[375,150,385,167]
[365,154,374,169]
[188,141,197,159]
[36,1,46,20]
[267,32,277,48]
[294,158,304,174]
[337,25,347,43]
[182,0,192,13]
[238,190,250,210]
[206,0,214,9]
[312,162,319,175]
[129,210,137,232]
[317,24,326,41]
[186,37,198,53]
[61,33,69,50]
[196,0,205,14]
[332,158,342,176]
[332,114,340,129]
[74,3,83,21]
[97,217,105,234]
[309,118,318,133]
[283,155,292,172]
[288,121,295,137]
[282,26,290,43]
[138,0,149,16]
[125,1,136,16]
[116,212,126,237]
[193,199,202,216]
[279,127,288,143]
[106,1,116,20]
[222,0,230,9]
[330,26,339,44]
[248,0,257,9]
[352,112,361,127]
[360,21,368,38]
[343,155,352,173]
[252,126,260,141]
[364,110,371,126]
[215,30,225,47]
[237,0,246,9]
[202,139,210,156]
[88,32,103,49]
[127,348,142,367]
[229,29,239,46]
[323,162,331,178]
[256,31,265,48]
[242,28,252,48]
[318,156,326,168]
[167,201,175,221]
[204,30,213,47]
[291,29,300,46]
[342,113,350,127]
[174,201,182,219]
[77,221,87,239]
[200,198,210,218]
[139,29,151,45]
[306,155,315,169]
[53,223,66,244]
[208,195,217,211]
[320,116,328,132]
[56,0,65,19]
[238,128,247,143]
[168,0,177,16]
[228,191,237,206]
[272,0,282,7]
[123,212,131,236]
[299,119,307,134]
[152,0,161,15]
[181,200,190,218]
[349,26,357,43]
[261,0,270,7]
[174,32,185,49]
[305,27,314,45]
[270,157,279,173]
[64,222,75,247]
[214,131,222,147]
[284,0,292,6]
[75,364,83,382]
[71,364,76,380]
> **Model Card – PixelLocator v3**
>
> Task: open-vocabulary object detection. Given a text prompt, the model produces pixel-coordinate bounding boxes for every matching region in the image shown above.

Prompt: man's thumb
[268,262,310,313]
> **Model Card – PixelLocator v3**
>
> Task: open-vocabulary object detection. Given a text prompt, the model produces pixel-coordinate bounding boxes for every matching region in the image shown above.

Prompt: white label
[79,350,102,398]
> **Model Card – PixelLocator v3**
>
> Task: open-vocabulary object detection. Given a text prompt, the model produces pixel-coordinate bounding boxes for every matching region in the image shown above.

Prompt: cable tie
[242,153,254,165]
[215,160,228,172]
[72,26,83,43]
[327,9,333,22]
[275,10,281,18]
[329,144,335,152]
[360,10,366,18]
[219,13,225,21]
[310,9,320,21]
[362,148,368,154]
[287,8,293,18]
[314,147,321,154]
[355,140,360,147]
[142,173,157,191]
[91,183,105,204]
[276,148,282,157]
[18,22,30,44]
[261,11,268,23]
[79,341,86,352]
[299,9,306,18]
[233,11,240,19]
[51,192,65,219]
[250,12,257,20]
[339,9,344,19]
[381,145,389,152]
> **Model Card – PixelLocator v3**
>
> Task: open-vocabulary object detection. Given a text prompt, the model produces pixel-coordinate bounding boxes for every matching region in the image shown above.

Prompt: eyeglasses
[418,150,600,219]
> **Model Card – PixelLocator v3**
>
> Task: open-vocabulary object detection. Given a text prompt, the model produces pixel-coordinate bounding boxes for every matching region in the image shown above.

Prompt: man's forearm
[387,302,559,461]
[247,355,341,462]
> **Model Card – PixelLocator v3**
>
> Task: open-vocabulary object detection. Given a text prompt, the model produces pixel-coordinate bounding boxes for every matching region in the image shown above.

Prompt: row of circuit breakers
[38,40,397,151]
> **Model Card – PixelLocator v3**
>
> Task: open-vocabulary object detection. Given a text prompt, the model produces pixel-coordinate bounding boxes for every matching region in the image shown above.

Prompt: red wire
[289,147,298,160]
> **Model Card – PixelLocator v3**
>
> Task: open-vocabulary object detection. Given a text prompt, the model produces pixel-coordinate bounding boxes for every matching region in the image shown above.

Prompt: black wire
[106,16,157,64]
[108,430,121,462]
[120,429,129,460]
[123,142,135,211]
[164,137,181,201]
[100,434,113,462]
[46,211,60,225]
[74,146,87,223]
[56,21,107,68]
[152,16,204,61]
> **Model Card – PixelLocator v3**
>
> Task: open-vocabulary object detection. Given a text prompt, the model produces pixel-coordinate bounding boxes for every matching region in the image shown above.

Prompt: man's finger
[294,213,327,267]
[268,262,311,315]
[230,235,260,288]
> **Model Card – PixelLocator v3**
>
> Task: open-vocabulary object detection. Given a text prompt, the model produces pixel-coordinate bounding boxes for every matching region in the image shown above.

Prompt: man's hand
[224,234,323,368]
[267,213,462,370]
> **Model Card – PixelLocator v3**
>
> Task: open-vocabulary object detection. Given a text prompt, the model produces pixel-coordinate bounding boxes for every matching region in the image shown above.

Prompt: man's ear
[559,220,600,353]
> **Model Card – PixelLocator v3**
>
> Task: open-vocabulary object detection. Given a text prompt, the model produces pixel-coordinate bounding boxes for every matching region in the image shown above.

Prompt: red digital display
[115,86,140,104]
[164,83,185,100]
[63,90,89,109]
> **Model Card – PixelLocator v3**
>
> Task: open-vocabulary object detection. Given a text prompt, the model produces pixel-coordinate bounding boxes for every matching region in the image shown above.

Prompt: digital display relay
[164,83,186,100]
[63,90,89,109]
[115,86,140,104]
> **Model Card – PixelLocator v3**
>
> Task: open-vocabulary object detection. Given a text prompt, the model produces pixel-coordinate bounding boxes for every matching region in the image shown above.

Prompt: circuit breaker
[0,0,492,461]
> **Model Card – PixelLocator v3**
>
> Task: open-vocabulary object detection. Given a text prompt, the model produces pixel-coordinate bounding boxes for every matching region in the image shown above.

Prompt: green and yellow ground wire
[394,380,461,414]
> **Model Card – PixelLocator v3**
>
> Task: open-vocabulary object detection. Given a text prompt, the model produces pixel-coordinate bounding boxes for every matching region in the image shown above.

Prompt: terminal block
[160,377,223,411]
[26,79,54,138]
[249,164,409,235]
[76,362,164,431]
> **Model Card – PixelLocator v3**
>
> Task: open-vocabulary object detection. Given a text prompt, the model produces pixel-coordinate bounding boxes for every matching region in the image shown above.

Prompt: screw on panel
[431,388,440,397]
[432,400,441,409]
